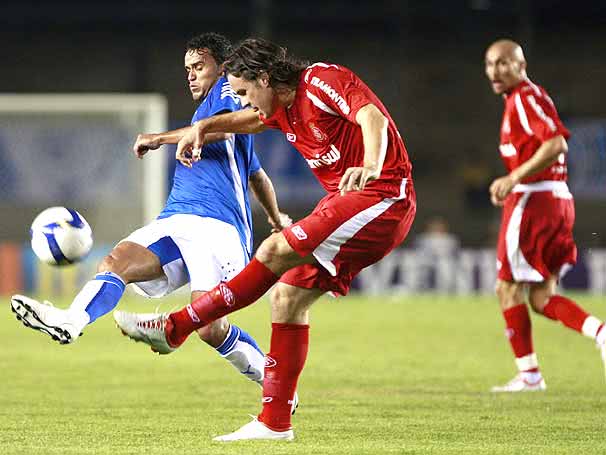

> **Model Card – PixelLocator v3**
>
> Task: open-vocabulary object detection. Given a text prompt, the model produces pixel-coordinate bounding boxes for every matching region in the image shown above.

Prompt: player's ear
[258,72,270,87]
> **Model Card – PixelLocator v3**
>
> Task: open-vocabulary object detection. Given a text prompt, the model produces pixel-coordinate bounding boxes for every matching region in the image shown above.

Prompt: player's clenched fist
[489,174,517,206]
[133,133,161,159]
[338,166,380,195]
[176,122,206,168]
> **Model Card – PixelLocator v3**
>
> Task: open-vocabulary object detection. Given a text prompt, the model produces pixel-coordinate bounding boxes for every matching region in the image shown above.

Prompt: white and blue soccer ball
[30,207,93,266]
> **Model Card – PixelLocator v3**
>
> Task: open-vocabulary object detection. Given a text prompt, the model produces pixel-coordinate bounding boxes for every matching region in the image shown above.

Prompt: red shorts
[280,179,416,295]
[497,183,577,282]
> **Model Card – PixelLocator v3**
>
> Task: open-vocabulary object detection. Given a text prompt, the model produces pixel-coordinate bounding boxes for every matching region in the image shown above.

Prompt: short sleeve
[519,92,570,142]
[305,65,373,123]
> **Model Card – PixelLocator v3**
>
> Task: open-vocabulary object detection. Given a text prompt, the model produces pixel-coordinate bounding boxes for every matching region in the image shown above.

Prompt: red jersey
[499,78,570,183]
[260,63,412,196]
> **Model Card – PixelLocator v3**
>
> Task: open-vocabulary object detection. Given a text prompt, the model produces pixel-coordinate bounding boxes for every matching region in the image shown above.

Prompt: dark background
[2,0,605,248]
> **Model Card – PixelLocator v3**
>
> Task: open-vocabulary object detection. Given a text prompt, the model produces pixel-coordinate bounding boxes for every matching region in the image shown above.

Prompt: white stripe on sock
[516,353,539,371]
[582,316,602,339]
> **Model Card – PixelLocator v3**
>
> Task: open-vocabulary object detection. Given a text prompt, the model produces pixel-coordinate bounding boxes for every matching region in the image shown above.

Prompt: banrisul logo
[265,356,277,368]
[306,144,341,169]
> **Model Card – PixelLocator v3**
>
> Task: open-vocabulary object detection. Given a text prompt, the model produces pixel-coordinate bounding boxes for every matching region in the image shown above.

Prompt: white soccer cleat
[596,330,606,382]
[213,417,294,442]
[113,310,176,355]
[491,374,547,393]
[10,294,87,344]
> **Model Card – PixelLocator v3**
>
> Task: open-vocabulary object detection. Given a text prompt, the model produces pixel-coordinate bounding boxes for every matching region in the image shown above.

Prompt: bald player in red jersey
[115,38,416,440]
[485,39,606,393]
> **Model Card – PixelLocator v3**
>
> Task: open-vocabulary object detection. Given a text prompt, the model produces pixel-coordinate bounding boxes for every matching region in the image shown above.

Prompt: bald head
[485,39,527,95]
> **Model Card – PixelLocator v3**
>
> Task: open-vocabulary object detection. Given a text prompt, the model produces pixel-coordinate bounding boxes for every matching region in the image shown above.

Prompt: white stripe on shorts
[313,179,407,276]
[505,192,544,282]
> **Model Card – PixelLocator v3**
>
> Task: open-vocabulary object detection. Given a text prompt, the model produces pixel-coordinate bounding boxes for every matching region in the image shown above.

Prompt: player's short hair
[186,32,233,64]
[224,38,308,88]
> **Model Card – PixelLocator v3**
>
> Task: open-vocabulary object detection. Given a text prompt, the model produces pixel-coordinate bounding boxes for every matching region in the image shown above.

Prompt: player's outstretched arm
[249,169,292,232]
[489,135,567,206]
[339,104,388,195]
[133,127,233,160]
[176,109,267,167]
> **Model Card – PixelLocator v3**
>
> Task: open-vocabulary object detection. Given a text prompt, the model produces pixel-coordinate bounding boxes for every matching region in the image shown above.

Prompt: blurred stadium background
[0,0,605,296]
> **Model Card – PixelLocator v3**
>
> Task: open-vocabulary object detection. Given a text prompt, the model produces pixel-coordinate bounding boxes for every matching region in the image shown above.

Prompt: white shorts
[121,214,247,298]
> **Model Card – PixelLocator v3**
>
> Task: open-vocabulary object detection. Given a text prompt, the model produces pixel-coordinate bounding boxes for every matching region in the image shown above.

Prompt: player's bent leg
[492,279,546,392]
[531,276,606,377]
[11,242,163,345]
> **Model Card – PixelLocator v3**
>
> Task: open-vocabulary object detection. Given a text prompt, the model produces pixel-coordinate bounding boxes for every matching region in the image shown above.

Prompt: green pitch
[2,293,605,454]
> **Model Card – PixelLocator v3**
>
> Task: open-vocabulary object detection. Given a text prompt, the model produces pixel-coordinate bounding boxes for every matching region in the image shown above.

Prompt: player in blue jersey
[11,32,291,388]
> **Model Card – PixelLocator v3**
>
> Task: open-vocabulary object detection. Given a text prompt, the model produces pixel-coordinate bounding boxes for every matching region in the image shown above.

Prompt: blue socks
[69,272,126,324]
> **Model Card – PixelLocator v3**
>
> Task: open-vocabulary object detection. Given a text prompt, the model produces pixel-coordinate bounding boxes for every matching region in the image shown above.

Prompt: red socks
[167,258,279,347]
[542,294,590,333]
[259,323,309,431]
[502,304,539,372]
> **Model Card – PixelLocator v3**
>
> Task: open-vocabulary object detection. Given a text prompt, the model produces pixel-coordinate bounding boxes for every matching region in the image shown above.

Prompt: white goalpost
[0,93,168,244]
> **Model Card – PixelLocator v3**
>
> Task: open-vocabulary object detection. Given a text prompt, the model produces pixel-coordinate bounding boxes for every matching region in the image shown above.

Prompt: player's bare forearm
[197,109,267,135]
[176,109,266,167]
[489,135,568,206]
[509,135,567,183]
[358,104,388,173]
[249,169,281,224]
[154,126,192,145]
[339,104,387,194]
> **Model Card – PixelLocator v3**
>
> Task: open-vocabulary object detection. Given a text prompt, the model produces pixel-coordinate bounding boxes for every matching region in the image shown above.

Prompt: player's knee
[256,233,290,265]
[196,319,229,348]
[97,253,120,274]
[528,289,550,314]
[495,280,522,309]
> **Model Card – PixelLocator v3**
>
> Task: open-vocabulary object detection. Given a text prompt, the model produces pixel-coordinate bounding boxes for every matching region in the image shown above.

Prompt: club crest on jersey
[286,132,297,142]
[219,283,235,307]
[308,121,328,142]
[265,356,277,368]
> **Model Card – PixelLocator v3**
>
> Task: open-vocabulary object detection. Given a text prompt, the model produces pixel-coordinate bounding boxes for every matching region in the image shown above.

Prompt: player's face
[484,48,525,94]
[228,74,277,118]
[185,49,222,101]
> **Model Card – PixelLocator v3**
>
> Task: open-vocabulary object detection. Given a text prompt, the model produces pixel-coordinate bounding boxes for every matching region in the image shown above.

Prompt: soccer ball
[30,207,93,266]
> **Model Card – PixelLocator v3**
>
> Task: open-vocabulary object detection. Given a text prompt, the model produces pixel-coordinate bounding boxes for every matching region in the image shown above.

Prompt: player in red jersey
[485,39,606,392]
[115,38,416,440]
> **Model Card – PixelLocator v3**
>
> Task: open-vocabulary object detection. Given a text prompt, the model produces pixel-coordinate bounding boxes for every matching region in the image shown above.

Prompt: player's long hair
[224,38,308,88]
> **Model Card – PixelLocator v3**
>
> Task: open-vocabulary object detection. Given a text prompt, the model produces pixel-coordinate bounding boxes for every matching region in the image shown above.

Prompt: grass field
[1,293,605,454]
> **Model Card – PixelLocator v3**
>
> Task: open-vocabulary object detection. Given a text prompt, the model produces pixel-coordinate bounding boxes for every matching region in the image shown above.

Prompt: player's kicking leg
[11,241,156,344]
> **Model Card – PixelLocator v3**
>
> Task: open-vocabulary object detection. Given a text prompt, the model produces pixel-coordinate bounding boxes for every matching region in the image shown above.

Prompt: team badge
[308,121,327,142]
[286,132,297,142]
